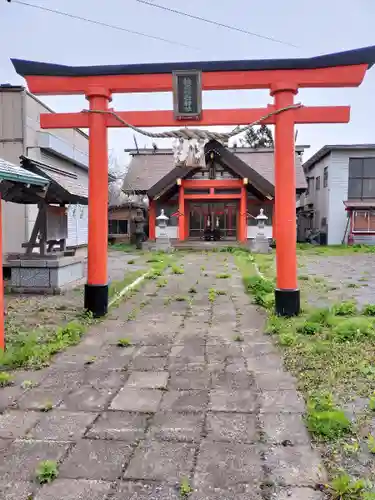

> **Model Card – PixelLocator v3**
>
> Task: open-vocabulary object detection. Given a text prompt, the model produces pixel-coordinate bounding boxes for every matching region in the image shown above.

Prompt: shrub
[332,301,357,316]
[331,317,374,342]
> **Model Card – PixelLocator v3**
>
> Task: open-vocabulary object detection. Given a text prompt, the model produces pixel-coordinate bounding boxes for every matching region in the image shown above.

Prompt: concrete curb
[108,271,150,308]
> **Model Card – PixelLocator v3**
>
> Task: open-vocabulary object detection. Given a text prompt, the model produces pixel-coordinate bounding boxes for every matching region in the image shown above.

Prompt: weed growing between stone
[35,460,59,484]
[116,338,132,347]
[235,250,375,497]
[180,477,193,497]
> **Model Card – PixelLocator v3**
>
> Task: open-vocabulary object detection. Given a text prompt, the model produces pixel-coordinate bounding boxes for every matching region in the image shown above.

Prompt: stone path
[0,253,325,499]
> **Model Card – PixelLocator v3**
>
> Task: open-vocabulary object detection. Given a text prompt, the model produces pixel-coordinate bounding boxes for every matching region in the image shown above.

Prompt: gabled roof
[11,45,375,77]
[123,142,307,197]
[206,140,275,197]
[20,156,88,205]
[303,144,375,171]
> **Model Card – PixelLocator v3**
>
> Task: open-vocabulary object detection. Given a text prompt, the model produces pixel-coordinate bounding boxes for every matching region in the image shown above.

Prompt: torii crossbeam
[10,45,375,323]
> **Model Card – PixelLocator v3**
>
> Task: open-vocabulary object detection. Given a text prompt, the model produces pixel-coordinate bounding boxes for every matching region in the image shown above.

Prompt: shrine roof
[123,141,307,196]
[0,157,50,204]
[0,158,48,187]
[11,46,375,77]
[20,156,88,205]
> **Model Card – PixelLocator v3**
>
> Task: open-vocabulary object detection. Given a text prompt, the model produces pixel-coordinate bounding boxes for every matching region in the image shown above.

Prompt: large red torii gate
[10,46,375,320]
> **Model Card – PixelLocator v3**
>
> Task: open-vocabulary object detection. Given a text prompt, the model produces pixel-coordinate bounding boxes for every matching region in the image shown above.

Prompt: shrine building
[123,139,308,242]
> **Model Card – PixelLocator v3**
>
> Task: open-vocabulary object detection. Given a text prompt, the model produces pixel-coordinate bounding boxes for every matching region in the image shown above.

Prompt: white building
[297,144,375,245]
[0,84,89,255]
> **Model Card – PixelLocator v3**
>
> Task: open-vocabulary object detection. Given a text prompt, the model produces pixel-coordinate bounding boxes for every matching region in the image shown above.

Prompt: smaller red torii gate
[10,45,375,322]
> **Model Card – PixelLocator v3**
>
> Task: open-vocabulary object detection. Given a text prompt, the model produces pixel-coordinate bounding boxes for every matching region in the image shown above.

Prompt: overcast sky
[1,0,375,165]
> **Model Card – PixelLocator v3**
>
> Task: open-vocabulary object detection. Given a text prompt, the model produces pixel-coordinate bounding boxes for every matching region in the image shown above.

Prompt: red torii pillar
[84,87,111,316]
[10,53,371,318]
[271,83,299,314]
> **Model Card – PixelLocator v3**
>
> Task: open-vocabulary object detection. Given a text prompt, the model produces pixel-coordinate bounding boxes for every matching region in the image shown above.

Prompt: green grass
[234,249,375,489]
[297,243,375,255]
[108,242,136,252]
[327,473,375,499]
[0,320,89,370]
[0,371,13,387]
[305,392,351,441]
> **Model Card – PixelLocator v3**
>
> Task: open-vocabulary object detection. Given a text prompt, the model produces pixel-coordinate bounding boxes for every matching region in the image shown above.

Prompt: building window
[316,176,321,191]
[352,210,375,233]
[348,157,375,199]
[108,220,128,234]
[323,167,328,188]
[306,177,313,195]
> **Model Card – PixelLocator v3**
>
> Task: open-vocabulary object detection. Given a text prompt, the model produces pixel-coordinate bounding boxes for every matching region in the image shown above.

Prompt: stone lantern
[256,208,268,234]
[252,208,270,254]
[155,209,172,252]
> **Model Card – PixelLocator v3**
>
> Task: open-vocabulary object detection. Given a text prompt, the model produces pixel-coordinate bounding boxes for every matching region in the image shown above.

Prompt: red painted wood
[273,87,297,290]
[184,194,241,200]
[182,179,243,188]
[40,105,351,129]
[86,91,109,286]
[149,199,156,240]
[25,64,367,95]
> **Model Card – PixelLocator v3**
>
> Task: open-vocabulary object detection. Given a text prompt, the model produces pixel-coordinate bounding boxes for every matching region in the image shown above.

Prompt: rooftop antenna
[133,134,140,154]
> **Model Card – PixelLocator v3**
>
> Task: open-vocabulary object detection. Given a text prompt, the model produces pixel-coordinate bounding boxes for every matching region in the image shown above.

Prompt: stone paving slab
[34,479,112,500]
[0,252,325,499]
